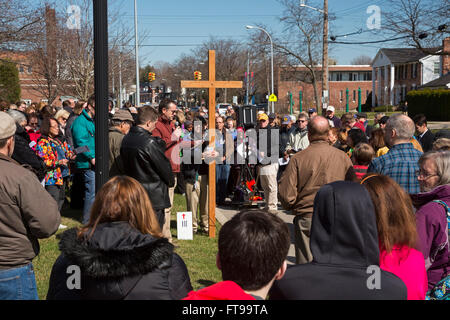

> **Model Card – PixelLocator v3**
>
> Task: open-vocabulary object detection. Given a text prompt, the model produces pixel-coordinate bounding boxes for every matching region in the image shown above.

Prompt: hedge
[374,105,394,112]
[407,89,450,121]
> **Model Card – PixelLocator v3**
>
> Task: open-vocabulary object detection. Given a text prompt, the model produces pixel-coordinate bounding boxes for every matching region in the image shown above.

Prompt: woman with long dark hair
[361,174,428,300]
[47,176,192,300]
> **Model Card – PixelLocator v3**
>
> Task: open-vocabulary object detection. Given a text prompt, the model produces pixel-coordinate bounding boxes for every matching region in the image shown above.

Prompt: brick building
[277,65,373,112]
[371,37,450,106]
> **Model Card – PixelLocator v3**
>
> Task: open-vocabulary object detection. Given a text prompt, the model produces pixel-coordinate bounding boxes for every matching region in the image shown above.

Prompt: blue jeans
[216,164,230,204]
[0,264,38,300]
[83,169,95,224]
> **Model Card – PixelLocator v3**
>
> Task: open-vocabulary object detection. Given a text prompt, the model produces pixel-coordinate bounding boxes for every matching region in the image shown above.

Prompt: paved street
[216,205,297,265]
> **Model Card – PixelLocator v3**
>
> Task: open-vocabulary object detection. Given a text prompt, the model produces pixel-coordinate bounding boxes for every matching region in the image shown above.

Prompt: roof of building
[380,47,441,64]
[419,73,450,89]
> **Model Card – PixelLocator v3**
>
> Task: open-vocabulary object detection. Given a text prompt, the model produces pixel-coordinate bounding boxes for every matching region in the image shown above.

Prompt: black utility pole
[93,0,109,191]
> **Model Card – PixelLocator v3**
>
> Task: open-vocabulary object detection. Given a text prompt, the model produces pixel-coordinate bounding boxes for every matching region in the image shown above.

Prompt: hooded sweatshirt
[270,181,407,300]
[183,281,256,300]
[411,184,450,290]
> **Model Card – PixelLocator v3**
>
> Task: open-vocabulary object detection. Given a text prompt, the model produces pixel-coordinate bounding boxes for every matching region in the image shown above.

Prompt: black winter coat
[11,125,46,181]
[120,126,175,210]
[46,222,192,300]
[270,181,407,300]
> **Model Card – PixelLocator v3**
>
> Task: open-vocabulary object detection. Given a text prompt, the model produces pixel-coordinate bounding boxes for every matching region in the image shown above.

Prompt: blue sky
[110,0,399,66]
[36,0,438,67]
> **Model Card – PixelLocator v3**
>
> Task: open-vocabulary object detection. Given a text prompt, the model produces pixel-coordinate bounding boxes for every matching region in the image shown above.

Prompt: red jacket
[183,281,256,300]
[152,116,180,173]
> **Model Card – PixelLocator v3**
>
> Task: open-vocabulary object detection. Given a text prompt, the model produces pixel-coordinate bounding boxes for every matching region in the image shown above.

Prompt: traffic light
[148,72,156,81]
[194,71,202,80]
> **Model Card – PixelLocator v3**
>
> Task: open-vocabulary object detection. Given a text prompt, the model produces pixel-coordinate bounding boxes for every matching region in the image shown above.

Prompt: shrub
[407,89,450,121]
[374,105,394,112]
[0,60,21,103]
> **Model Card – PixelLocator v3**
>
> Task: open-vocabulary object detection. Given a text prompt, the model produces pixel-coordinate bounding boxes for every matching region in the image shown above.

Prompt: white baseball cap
[326,106,335,112]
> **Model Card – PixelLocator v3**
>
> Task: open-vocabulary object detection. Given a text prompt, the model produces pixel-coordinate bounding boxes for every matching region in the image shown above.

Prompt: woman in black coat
[46,176,192,300]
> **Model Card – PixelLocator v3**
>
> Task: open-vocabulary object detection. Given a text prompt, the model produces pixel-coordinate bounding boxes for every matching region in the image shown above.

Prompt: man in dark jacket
[108,109,133,177]
[8,110,46,181]
[270,181,407,300]
[413,114,435,153]
[121,106,175,229]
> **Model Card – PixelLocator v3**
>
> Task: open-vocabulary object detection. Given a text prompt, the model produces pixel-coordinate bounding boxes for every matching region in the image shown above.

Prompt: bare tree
[0,0,42,50]
[268,0,326,110]
[351,55,373,65]
[192,38,247,103]
[28,6,67,105]
[383,0,450,55]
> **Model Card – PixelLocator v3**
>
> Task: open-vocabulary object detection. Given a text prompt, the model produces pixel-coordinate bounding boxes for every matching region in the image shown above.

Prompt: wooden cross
[181,50,243,238]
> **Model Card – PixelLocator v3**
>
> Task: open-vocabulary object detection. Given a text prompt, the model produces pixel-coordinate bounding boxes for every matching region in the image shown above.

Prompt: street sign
[177,212,193,240]
[269,94,278,102]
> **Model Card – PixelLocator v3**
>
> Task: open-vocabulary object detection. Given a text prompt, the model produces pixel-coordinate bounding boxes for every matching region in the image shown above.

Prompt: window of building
[403,64,408,79]
[411,63,418,79]
[353,90,356,102]
[19,65,24,73]
[27,66,32,73]
[340,90,343,101]
[434,62,440,74]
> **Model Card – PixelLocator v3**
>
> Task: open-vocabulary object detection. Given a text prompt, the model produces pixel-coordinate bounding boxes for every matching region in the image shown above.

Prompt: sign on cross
[181,50,243,238]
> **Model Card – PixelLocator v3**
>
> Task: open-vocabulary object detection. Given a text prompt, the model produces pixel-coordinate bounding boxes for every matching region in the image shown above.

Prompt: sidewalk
[428,122,450,130]
[216,205,297,265]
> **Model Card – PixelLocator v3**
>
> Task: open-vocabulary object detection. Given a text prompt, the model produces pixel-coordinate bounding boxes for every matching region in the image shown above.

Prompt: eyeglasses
[298,120,307,123]
[30,122,38,126]
[415,170,438,179]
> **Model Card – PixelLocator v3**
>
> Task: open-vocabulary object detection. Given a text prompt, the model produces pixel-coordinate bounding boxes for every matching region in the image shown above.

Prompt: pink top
[380,245,428,300]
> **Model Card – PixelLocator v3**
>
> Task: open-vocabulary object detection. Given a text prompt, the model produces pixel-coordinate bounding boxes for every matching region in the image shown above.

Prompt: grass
[34,193,222,300]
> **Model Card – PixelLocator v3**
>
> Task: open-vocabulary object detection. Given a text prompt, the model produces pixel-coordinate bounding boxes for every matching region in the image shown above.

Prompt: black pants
[154,209,165,231]
[46,183,65,212]
[70,170,85,209]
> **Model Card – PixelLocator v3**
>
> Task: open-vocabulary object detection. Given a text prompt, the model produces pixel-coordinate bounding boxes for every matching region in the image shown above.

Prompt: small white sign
[233,96,238,104]
[177,212,193,240]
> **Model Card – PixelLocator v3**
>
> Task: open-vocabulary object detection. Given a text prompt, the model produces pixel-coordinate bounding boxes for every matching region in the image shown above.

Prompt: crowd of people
[0,98,449,300]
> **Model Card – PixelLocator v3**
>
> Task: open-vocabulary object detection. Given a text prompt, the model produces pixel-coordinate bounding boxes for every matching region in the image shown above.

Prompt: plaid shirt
[368,143,422,194]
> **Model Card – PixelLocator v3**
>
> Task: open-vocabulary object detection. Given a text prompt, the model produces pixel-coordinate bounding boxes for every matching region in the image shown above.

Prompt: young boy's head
[217,210,290,292]
[352,143,375,166]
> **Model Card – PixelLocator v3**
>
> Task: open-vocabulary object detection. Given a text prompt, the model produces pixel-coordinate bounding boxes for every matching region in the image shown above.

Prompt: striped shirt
[368,143,422,194]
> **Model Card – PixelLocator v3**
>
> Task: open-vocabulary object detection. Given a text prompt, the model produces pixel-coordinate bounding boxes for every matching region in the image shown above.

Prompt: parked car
[216,104,231,115]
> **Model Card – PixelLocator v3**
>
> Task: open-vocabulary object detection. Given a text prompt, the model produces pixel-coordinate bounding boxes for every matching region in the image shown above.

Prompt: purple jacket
[411,185,450,290]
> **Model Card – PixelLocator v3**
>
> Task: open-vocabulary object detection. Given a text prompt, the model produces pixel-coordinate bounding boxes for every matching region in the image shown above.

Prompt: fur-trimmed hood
[58,221,174,279]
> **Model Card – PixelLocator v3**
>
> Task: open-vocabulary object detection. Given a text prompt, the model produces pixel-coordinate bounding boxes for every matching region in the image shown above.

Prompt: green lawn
[34,193,222,300]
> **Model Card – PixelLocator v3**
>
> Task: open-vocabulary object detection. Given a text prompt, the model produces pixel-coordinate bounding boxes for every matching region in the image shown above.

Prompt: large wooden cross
[181,50,243,238]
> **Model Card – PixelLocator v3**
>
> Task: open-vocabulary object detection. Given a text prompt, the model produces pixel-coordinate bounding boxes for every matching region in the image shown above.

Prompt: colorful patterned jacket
[36,136,74,186]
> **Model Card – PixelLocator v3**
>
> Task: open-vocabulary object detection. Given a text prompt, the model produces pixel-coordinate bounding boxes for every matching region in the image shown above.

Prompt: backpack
[425,200,450,300]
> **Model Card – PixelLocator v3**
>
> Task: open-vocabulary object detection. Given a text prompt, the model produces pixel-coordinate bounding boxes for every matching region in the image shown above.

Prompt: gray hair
[433,138,450,151]
[386,114,415,140]
[7,110,27,126]
[419,150,450,186]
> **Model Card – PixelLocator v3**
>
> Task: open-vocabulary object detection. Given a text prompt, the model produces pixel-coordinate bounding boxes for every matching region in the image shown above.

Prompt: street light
[300,0,328,115]
[246,25,274,114]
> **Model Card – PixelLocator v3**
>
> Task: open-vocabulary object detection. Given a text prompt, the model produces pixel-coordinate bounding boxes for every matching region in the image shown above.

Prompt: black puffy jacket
[12,125,46,181]
[46,222,192,300]
[120,126,175,210]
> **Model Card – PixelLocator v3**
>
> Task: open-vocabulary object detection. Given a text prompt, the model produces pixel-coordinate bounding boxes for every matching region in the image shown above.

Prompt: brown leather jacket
[279,140,355,217]
[0,154,60,270]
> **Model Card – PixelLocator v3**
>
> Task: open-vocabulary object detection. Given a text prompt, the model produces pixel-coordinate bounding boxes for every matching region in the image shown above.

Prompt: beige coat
[0,154,60,269]
[279,140,355,217]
